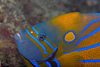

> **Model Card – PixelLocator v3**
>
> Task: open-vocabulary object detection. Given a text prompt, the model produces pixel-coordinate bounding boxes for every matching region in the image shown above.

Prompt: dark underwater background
[0,0,99,67]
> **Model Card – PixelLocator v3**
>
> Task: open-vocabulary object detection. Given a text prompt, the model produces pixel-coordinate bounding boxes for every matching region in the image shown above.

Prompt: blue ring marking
[37,33,46,39]
[29,60,40,67]
[64,31,76,43]
[43,46,58,61]
[26,29,48,54]
[32,27,55,49]
[75,27,100,47]
[41,33,46,35]
[53,57,61,67]
[92,13,100,15]
[44,39,55,49]
[45,61,52,67]
[81,18,100,34]
[64,43,100,54]
[80,59,100,63]
[32,26,39,34]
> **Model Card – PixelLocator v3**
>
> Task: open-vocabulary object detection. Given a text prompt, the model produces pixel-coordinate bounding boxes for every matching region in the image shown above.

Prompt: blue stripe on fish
[81,18,100,34]
[32,27,55,49]
[44,51,48,54]
[64,43,100,54]
[29,60,40,67]
[45,61,52,67]
[32,26,39,34]
[26,29,48,54]
[44,39,55,49]
[53,57,60,67]
[75,27,100,47]
[73,43,100,52]
[80,59,100,63]
[92,13,100,15]
[43,46,58,61]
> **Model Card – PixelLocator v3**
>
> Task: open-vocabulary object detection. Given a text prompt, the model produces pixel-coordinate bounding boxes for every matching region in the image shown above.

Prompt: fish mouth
[16,32,22,40]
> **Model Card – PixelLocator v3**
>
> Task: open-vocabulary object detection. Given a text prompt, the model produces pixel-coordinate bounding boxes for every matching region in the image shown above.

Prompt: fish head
[15,30,43,62]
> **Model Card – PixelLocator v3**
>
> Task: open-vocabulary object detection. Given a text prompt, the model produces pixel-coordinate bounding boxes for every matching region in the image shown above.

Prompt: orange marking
[64,32,75,42]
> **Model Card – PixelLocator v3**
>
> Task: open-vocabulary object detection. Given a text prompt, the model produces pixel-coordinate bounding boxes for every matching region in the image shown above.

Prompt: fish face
[15,30,43,62]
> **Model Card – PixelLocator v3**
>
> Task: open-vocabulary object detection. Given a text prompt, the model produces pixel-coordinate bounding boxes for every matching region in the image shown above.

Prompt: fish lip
[15,32,26,44]
[16,32,22,40]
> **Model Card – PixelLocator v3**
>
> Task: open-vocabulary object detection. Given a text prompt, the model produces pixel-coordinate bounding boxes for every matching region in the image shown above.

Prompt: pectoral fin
[56,51,84,67]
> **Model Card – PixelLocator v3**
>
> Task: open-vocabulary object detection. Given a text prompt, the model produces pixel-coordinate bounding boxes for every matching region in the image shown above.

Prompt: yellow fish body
[15,12,100,67]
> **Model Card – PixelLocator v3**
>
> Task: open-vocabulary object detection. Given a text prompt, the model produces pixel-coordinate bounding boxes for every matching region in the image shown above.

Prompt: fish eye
[16,33,22,40]
[38,33,46,41]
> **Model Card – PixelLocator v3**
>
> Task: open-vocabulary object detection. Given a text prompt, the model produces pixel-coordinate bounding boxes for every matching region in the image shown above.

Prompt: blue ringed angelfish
[15,12,100,67]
